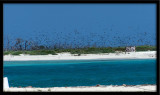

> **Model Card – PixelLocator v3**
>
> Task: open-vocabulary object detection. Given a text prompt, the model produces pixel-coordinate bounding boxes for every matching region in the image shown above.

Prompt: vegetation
[3,45,156,55]
[136,45,156,51]
[3,50,57,55]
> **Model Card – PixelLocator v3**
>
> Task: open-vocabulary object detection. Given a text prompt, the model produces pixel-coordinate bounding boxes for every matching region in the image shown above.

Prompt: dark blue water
[3,59,156,87]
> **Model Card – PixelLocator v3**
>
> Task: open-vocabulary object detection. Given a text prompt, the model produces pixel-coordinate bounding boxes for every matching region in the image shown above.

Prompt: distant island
[4,45,156,56]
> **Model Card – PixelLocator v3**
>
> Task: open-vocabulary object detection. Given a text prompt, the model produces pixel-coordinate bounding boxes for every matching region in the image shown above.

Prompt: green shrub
[3,51,10,55]
[25,50,57,55]
[11,51,23,55]
[136,45,156,51]
[69,47,116,54]
[113,47,125,51]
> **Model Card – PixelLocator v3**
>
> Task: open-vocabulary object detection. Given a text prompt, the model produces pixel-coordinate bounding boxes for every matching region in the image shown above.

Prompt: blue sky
[3,4,156,47]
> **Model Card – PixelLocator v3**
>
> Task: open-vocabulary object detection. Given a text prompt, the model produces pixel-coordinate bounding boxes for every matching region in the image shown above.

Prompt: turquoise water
[3,59,156,87]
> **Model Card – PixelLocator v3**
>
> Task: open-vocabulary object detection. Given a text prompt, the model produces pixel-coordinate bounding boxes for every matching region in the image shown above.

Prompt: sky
[3,4,156,48]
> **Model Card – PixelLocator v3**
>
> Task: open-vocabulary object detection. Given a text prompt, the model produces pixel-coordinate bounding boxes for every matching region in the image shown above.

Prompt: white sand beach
[3,51,156,61]
[3,85,156,92]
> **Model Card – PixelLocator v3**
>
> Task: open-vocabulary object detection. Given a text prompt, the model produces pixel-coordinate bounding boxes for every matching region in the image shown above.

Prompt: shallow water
[3,59,156,87]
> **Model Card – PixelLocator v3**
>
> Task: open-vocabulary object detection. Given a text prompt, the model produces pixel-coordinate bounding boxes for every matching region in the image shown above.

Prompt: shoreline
[3,51,156,61]
[3,51,156,92]
[4,85,156,92]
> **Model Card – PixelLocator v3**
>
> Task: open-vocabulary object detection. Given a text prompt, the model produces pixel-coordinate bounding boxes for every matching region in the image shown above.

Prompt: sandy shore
[3,51,156,92]
[3,51,156,61]
[3,85,156,92]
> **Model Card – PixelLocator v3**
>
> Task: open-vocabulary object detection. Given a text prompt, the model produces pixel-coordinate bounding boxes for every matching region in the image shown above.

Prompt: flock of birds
[4,26,156,50]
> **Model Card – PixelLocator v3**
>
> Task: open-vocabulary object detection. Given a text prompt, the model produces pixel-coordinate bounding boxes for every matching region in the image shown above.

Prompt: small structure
[3,77,9,89]
[125,46,136,52]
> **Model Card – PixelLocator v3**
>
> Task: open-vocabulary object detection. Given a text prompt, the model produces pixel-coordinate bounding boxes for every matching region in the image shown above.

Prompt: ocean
[3,59,156,87]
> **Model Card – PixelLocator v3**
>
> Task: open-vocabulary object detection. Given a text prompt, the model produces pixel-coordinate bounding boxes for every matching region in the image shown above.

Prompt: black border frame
[1,0,159,95]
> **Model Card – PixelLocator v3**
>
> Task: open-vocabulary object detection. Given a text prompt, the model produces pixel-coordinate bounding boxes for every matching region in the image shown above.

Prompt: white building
[125,46,136,52]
